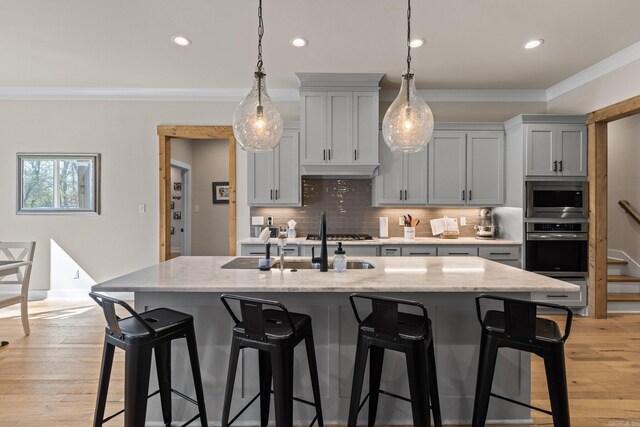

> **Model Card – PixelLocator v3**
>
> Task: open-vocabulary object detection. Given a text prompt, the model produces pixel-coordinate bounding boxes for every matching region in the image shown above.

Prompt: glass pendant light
[382,0,434,153]
[233,0,283,152]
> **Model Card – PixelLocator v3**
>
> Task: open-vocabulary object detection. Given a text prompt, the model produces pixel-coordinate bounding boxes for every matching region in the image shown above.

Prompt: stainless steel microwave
[526,181,587,219]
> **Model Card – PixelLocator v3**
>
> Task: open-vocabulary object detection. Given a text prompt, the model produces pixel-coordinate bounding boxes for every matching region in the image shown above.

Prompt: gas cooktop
[306,233,373,241]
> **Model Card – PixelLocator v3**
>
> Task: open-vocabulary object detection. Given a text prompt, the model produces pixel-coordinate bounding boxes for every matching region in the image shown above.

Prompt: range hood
[297,73,385,179]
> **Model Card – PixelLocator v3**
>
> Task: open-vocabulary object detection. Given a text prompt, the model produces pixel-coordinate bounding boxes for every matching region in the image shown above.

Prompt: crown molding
[2,40,639,103]
[545,40,640,102]
[381,89,547,103]
[0,87,299,102]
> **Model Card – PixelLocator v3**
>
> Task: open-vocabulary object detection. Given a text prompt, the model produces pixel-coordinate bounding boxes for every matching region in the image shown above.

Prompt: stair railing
[619,200,640,226]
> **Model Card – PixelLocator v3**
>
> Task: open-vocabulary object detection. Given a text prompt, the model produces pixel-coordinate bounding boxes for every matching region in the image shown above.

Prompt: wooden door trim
[157,125,236,262]
[586,94,640,318]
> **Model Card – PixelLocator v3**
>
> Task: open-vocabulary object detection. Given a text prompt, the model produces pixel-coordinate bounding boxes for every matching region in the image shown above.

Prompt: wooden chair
[0,242,36,335]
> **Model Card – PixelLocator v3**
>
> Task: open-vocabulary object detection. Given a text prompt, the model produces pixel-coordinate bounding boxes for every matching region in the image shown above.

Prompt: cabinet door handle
[354,149,357,161]
[249,252,266,255]
[323,149,326,161]
[404,190,408,200]
[275,189,279,200]
[490,252,511,255]
[400,190,403,201]
[328,149,331,160]
[462,190,466,201]
[553,160,558,172]
[546,294,569,298]
[283,248,295,252]
[559,160,563,172]
[469,190,472,201]
[449,252,470,255]
[270,189,273,200]
[410,252,432,255]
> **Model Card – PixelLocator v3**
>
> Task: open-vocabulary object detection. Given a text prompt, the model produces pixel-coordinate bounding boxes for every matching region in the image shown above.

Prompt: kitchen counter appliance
[526,181,587,219]
[525,222,587,277]
[475,208,496,240]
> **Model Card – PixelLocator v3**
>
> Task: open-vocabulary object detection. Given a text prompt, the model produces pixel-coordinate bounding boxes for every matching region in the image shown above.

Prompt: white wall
[608,115,640,262]
[547,58,640,114]
[0,98,546,295]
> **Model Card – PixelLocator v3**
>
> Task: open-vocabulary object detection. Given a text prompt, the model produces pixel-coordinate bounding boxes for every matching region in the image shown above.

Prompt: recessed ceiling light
[409,38,426,48]
[172,36,191,47]
[290,37,308,47]
[524,39,544,49]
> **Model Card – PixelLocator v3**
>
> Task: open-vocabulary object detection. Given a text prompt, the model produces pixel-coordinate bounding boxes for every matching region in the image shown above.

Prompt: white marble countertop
[238,237,522,246]
[92,256,577,293]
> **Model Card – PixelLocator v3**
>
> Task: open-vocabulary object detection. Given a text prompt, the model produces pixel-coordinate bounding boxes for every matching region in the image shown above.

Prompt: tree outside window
[17,154,100,214]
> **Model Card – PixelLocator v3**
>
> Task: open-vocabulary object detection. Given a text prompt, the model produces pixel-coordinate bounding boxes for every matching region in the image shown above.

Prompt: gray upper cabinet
[302,91,378,165]
[296,73,384,177]
[428,132,466,205]
[429,130,504,206]
[373,134,428,205]
[248,130,300,206]
[466,132,505,205]
[526,123,587,177]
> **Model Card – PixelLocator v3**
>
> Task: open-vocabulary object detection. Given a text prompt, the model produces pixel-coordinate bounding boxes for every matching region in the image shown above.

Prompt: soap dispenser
[333,242,347,272]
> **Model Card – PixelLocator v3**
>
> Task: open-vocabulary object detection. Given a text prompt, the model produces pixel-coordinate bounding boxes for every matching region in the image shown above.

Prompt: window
[17,154,100,214]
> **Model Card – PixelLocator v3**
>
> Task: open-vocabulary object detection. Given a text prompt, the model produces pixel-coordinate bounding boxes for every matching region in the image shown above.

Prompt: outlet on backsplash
[398,216,404,226]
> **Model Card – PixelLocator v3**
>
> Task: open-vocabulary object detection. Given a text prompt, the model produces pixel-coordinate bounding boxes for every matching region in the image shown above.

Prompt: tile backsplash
[251,179,487,238]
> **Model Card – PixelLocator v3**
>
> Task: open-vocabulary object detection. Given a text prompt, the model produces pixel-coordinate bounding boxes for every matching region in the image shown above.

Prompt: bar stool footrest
[490,392,553,416]
[101,388,203,425]
[226,390,319,427]
[355,389,433,416]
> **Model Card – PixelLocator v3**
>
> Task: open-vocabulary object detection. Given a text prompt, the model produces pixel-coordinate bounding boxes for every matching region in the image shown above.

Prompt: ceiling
[1,0,640,91]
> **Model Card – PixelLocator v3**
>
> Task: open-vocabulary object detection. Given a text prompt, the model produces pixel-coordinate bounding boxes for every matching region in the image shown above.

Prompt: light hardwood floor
[0,300,639,426]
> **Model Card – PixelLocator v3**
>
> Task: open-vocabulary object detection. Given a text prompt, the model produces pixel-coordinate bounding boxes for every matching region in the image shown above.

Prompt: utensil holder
[404,227,416,240]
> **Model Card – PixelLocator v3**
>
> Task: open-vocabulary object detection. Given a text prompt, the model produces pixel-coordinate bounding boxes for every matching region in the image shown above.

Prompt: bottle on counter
[333,242,347,272]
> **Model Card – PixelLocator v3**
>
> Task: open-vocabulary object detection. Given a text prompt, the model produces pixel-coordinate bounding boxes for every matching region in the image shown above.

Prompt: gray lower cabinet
[373,134,428,205]
[429,131,504,206]
[401,245,436,256]
[301,245,379,257]
[531,278,587,307]
[526,124,587,177]
[437,246,479,256]
[248,130,300,206]
[478,245,522,268]
[240,244,300,256]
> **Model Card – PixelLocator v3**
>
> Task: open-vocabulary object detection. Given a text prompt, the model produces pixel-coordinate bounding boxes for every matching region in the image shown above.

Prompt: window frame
[16,153,101,215]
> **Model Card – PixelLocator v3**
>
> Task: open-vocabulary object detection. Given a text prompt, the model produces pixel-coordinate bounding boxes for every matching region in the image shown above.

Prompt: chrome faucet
[311,211,329,272]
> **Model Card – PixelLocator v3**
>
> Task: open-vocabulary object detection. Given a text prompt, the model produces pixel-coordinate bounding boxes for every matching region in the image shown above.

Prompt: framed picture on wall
[173,212,181,220]
[170,227,175,235]
[173,182,182,191]
[212,182,230,204]
[170,201,175,210]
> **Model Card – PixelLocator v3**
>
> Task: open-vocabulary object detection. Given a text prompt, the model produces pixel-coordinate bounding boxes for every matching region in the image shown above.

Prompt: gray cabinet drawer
[279,245,300,256]
[495,260,522,269]
[381,246,402,256]
[437,246,478,256]
[302,245,378,257]
[531,280,587,307]
[478,246,521,261]
[401,246,436,256]
[241,245,270,256]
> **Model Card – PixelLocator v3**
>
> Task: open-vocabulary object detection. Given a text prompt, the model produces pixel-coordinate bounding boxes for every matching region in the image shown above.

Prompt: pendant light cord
[406,0,412,104]
[256,0,265,111]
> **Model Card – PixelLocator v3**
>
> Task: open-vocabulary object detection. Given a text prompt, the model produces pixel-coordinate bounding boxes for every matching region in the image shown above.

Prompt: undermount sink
[274,260,375,270]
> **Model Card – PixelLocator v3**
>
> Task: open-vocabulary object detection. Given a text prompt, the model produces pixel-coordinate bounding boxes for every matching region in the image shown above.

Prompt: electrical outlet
[460,216,467,226]
[194,205,200,213]
[138,203,146,214]
[72,270,80,280]
[398,216,405,226]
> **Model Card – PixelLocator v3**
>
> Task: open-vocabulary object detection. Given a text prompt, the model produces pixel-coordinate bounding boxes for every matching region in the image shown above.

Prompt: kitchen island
[92,256,578,425]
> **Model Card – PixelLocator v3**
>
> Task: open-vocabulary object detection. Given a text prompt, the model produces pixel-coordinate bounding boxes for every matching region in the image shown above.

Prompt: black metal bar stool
[220,294,324,427]
[472,295,573,427]
[347,294,442,427]
[89,292,208,427]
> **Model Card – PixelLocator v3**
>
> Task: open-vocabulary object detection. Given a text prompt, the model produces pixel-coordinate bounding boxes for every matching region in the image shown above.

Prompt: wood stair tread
[607,257,628,265]
[608,274,640,282]
[607,293,640,302]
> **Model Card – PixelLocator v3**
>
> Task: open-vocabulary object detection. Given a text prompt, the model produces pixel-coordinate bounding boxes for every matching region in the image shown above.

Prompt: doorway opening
[158,126,236,261]
[587,94,640,318]
[170,160,191,258]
